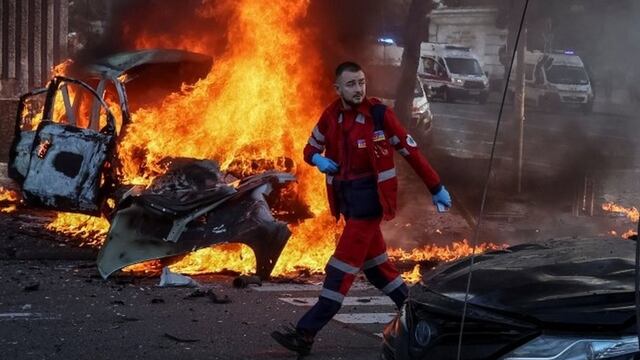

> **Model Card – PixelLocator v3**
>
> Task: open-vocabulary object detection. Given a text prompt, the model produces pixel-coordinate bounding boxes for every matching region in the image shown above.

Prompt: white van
[515,50,594,112]
[418,43,491,104]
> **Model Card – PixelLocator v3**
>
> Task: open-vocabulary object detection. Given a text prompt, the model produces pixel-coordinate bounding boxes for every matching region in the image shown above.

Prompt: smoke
[70,0,233,70]
[66,0,416,97]
[304,0,402,77]
[521,114,634,206]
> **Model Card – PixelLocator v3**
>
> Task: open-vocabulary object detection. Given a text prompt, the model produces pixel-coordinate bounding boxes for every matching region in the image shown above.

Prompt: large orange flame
[389,239,503,263]
[602,202,639,239]
[121,1,337,276]
[48,0,336,276]
[602,202,639,223]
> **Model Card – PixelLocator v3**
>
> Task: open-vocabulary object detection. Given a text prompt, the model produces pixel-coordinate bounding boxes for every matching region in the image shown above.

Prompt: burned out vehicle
[382,237,639,359]
[7,50,296,279]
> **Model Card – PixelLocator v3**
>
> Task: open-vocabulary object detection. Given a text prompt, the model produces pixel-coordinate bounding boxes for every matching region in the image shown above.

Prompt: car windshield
[445,57,483,76]
[545,65,590,85]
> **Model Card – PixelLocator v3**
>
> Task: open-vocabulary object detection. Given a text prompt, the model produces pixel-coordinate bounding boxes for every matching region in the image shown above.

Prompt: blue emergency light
[377,38,395,45]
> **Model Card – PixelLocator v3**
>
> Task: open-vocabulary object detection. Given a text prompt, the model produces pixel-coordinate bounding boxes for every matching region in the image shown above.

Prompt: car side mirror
[485,71,489,77]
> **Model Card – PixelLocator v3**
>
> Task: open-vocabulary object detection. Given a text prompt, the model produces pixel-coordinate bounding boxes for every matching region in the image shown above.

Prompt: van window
[422,57,445,77]
[445,58,483,76]
[545,65,590,85]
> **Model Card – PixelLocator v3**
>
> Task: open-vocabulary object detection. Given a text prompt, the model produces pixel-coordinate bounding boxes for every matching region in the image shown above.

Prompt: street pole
[514,27,527,193]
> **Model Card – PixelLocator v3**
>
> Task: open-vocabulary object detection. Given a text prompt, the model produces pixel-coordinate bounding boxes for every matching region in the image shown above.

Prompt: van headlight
[501,335,639,360]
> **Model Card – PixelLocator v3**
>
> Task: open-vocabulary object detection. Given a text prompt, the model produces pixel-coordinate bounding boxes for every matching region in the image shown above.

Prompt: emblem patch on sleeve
[373,130,386,142]
[406,135,418,147]
[357,139,367,148]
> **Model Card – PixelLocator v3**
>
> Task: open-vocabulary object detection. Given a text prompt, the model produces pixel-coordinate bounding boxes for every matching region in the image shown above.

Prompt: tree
[394,0,433,124]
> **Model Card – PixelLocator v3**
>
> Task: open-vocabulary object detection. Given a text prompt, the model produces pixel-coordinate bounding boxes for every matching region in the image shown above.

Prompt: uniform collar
[333,97,374,124]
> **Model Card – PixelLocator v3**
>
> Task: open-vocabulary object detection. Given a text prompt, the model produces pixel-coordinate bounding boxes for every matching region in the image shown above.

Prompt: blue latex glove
[312,153,339,174]
[432,186,452,209]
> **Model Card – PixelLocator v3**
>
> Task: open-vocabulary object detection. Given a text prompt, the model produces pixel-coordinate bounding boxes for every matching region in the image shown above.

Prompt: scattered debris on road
[23,282,39,292]
[158,267,199,288]
[163,333,200,343]
[184,288,231,304]
[232,275,262,288]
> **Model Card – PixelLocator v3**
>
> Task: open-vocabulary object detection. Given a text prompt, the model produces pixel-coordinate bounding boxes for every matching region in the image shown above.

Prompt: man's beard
[343,94,364,108]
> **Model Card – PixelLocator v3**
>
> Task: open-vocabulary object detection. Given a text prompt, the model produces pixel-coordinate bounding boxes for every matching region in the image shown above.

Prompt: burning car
[7,49,298,279]
[382,237,639,359]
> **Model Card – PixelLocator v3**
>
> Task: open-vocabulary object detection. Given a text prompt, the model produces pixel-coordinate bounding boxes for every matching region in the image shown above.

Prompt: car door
[8,76,118,215]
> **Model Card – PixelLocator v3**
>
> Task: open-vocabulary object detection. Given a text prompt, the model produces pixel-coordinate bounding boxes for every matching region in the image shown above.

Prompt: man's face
[334,70,366,107]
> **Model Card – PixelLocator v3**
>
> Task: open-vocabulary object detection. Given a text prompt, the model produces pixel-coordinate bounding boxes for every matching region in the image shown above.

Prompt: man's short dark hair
[335,61,362,78]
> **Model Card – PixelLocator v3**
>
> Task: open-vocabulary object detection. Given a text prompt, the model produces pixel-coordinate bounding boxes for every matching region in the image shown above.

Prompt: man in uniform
[271,61,451,356]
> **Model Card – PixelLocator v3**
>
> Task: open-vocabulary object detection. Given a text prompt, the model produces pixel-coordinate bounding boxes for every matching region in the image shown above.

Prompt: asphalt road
[0,259,394,360]
[429,98,638,170]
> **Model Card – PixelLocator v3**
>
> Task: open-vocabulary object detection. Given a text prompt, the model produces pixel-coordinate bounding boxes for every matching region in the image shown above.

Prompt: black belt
[334,175,382,219]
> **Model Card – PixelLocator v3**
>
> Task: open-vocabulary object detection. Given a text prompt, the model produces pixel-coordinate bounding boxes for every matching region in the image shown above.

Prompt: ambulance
[515,50,594,112]
[418,43,491,104]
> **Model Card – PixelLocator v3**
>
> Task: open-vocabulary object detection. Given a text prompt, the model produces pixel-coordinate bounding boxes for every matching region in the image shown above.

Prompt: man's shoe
[271,324,314,356]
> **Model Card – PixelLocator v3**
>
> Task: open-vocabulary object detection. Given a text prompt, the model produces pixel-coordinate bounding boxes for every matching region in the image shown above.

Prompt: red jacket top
[304,97,441,220]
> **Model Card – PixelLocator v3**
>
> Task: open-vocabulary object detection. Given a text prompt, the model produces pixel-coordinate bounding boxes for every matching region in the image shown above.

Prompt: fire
[388,239,503,263]
[397,241,503,284]
[117,0,335,276]
[602,202,639,240]
[52,59,73,77]
[0,187,20,213]
[47,0,335,276]
[602,202,639,223]
[169,244,256,275]
[46,213,109,247]
[402,264,422,284]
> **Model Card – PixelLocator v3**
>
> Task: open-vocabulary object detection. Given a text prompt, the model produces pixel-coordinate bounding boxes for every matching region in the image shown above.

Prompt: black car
[382,237,639,359]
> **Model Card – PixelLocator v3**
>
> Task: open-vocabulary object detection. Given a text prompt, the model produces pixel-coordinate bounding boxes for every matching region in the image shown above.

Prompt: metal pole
[33,0,42,87]
[514,27,527,193]
[7,0,17,79]
[18,0,28,93]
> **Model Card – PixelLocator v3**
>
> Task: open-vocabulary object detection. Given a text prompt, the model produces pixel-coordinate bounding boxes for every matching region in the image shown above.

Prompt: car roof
[421,43,477,59]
